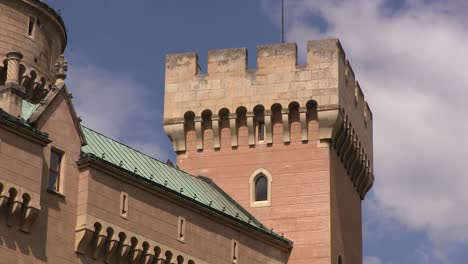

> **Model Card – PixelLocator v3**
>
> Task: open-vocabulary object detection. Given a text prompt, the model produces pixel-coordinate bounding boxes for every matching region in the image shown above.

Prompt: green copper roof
[0,107,48,139]
[21,100,39,121]
[80,126,289,243]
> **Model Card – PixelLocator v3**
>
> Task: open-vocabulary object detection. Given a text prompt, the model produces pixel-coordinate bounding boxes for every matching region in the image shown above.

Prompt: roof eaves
[0,108,50,145]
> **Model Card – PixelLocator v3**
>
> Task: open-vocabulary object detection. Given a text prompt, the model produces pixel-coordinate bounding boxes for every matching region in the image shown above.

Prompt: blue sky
[45,1,468,263]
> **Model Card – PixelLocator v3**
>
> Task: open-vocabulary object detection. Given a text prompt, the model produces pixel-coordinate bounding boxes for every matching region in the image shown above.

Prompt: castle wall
[179,117,332,264]
[77,164,290,264]
[0,125,48,263]
[34,93,83,263]
[165,39,374,264]
[330,150,362,264]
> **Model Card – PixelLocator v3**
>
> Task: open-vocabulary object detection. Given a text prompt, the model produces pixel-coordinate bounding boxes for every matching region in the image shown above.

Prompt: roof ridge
[81,125,191,176]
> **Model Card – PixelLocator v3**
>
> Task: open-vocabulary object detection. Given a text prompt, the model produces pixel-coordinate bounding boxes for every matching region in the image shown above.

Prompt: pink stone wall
[179,116,333,264]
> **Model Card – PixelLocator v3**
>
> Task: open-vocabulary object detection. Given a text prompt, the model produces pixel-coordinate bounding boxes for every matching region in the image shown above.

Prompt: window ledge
[47,188,65,199]
[250,201,271,208]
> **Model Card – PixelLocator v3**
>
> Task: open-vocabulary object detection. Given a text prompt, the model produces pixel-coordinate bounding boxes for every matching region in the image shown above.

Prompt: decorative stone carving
[331,115,374,199]
[75,215,205,264]
[0,180,41,232]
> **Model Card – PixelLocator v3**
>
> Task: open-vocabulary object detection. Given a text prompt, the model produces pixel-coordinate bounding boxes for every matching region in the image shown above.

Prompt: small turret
[0,0,67,117]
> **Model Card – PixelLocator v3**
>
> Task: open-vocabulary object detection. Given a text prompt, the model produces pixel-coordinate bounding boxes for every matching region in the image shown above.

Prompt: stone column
[0,51,24,117]
[5,51,23,86]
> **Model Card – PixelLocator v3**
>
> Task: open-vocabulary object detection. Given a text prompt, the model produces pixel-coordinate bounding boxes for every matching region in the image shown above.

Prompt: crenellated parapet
[164,39,374,197]
[0,179,41,233]
[75,215,204,264]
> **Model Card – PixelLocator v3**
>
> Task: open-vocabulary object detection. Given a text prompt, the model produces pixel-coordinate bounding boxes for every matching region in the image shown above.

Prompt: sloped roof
[21,100,39,121]
[0,107,49,141]
[80,126,290,243]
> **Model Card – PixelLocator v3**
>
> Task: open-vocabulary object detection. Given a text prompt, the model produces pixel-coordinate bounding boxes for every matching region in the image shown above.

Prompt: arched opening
[236,107,248,146]
[306,100,318,138]
[271,103,282,143]
[249,169,272,207]
[288,102,300,141]
[338,255,343,264]
[201,110,213,149]
[177,255,184,264]
[188,260,195,264]
[253,105,265,143]
[306,100,317,122]
[184,111,196,150]
[219,108,230,148]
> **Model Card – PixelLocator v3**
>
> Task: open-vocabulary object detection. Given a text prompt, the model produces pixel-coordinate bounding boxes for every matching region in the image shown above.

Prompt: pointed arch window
[255,175,268,201]
[249,169,272,207]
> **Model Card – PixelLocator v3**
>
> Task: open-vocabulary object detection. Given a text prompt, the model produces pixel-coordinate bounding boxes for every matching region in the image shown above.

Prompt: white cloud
[364,256,383,264]
[262,0,468,243]
[66,55,173,161]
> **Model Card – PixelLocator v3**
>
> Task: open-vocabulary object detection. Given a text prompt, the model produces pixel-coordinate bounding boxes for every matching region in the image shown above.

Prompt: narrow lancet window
[28,17,36,37]
[48,150,62,192]
[258,121,265,142]
[255,175,268,201]
[178,217,186,242]
[120,192,129,218]
[231,240,239,263]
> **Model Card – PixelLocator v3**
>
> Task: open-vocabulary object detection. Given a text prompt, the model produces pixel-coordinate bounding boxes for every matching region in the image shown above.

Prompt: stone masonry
[164,41,375,263]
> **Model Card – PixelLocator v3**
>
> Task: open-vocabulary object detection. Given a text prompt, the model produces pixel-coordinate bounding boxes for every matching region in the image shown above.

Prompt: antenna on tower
[281,0,285,43]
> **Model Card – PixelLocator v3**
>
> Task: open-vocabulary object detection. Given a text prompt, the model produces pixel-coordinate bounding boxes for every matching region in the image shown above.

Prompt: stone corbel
[334,122,348,152]
[20,206,40,233]
[247,115,255,146]
[128,240,143,263]
[358,171,371,196]
[7,195,22,227]
[194,118,203,150]
[164,123,186,152]
[348,144,361,177]
[75,215,206,264]
[341,131,355,163]
[317,108,342,140]
[92,231,108,259]
[282,112,290,143]
[103,235,119,263]
[229,116,238,147]
[362,173,375,197]
[354,160,367,187]
[76,228,96,254]
[0,193,7,209]
[141,254,155,264]
[212,118,220,149]
[345,139,358,171]
[264,115,272,144]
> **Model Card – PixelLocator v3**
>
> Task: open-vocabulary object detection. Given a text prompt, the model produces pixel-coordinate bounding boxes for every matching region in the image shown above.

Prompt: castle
[0,1,374,263]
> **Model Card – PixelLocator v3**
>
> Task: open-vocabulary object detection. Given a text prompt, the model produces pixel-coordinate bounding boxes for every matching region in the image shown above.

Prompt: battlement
[164,39,374,197]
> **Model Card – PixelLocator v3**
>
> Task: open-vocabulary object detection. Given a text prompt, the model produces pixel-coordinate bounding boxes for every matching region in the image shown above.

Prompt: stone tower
[164,41,374,264]
[0,0,67,117]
